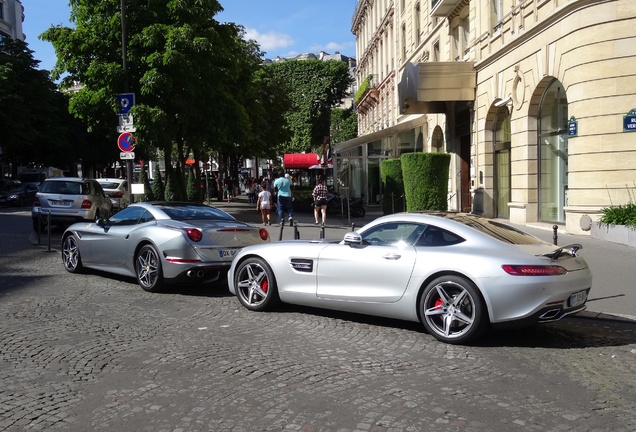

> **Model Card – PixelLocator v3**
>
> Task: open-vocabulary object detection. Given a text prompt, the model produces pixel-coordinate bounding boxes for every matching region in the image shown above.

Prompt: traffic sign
[116,93,135,115]
[120,151,135,160]
[117,114,136,133]
[117,132,135,152]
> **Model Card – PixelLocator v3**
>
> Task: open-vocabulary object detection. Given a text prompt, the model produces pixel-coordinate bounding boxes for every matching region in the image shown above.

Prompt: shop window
[538,80,568,223]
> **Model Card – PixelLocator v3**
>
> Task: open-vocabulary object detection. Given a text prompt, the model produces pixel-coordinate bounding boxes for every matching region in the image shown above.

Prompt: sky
[20,0,358,72]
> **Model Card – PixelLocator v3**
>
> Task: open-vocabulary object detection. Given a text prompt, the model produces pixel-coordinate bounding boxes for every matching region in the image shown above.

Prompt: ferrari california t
[62,202,270,292]
[227,212,592,344]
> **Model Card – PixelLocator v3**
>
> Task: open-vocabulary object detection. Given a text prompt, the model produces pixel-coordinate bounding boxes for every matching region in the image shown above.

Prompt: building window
[401,23,407,59]
[0,1,4,21]
[453,13,470,60]
[415,3,421,46]
[433,40,440,61]
[491,0,503,32]
[538,80,569,223]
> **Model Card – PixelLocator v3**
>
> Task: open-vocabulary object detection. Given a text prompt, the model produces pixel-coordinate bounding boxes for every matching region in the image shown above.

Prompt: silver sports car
[227,212,593,344]
[62,202,270,292]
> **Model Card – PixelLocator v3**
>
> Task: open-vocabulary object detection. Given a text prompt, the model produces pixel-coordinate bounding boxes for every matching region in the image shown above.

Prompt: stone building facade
[337,0,636,234]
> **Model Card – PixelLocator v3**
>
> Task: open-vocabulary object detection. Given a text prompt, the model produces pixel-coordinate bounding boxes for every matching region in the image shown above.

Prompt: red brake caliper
[433,297,444,310]
[261,279,268,293]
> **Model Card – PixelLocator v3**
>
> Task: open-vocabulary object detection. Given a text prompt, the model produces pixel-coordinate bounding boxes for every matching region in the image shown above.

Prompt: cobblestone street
[1,208,636,431]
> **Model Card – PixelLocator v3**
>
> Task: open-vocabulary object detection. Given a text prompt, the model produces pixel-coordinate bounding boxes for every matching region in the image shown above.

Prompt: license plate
[568,290,588,307]
[50,200,71,207]
[219,249,238,259]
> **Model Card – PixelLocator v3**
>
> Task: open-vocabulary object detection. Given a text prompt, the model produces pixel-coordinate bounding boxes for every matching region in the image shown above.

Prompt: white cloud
[244,28,294,51]
[310,41,356,54]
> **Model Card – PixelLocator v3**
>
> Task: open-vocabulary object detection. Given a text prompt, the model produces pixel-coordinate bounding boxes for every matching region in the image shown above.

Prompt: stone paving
[1,206,636,431]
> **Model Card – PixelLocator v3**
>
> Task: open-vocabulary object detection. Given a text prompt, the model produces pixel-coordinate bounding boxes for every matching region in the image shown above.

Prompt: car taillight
[110,192,123,198]
[259,228,269,241]
[33,197,41,208]
[502,265,567,276]
[81,200,92,209]
[185,228,203,242]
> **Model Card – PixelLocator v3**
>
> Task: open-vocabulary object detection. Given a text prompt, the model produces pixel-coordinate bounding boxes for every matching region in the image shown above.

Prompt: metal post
[553,225,559,245]
[278,223,284,241]
[320,224,325,239]
[293,221,300,239]
[47,210,52,252]
[120,0,134,206]
[351,223,356,231]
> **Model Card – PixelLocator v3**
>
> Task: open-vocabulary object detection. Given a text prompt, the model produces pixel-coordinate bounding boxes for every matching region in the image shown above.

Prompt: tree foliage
[40,0,276,197]
[0,38,73,173]
[268,60,353,154]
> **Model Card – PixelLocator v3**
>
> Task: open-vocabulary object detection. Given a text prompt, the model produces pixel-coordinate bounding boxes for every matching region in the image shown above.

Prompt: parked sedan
[32,177,112,231]
[97,178,129,211]
[62,202,271,292]
[0,181,39,207]
[227,212,592,344]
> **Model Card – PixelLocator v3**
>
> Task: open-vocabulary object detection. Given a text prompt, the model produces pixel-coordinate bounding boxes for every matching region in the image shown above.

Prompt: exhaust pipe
[539,309,561,320]
[186,269,206,278]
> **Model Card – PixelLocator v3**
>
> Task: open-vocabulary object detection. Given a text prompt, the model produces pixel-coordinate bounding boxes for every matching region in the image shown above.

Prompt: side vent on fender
[290,259,313,273]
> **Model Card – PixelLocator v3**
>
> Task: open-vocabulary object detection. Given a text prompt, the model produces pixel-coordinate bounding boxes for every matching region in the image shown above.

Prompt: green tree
[0,38,73,173]
[41,0,265,196]
[269,59,353,154]
[330,107,357,145]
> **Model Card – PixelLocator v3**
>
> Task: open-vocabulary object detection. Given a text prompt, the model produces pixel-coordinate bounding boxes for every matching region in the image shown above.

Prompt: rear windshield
[40,181,86,195]
[156,204,235,221]
[99,182,121,189]
[444,213,543,244]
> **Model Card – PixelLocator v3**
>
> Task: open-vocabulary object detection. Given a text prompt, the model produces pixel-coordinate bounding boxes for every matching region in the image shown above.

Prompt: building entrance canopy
[398,62,476,115]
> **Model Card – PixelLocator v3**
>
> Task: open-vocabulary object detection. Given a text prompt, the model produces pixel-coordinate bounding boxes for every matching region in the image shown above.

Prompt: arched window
[493,106,511,218]
[538,80,568,223]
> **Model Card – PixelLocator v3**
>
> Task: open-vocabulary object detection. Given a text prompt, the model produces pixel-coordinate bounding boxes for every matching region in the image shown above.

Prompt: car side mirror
[343,231,362,246]
[96,218,108,228]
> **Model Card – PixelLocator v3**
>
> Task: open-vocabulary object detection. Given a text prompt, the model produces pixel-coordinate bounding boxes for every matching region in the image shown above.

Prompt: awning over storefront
[283,153,319,169]
[398,61,475,115]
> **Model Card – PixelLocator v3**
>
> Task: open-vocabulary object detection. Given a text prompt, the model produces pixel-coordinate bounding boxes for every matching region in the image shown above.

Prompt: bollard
[47,210,52,252]
[36,208,42,245]
[278,222,284,241]
[351,223,356,231]
[319,223,325,239]
[293,221,300,239]
[552,225,558,245]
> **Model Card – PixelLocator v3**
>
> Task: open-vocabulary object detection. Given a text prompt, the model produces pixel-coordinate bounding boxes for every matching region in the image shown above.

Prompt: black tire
[62,234,84,274]
[419,275,488,344]
[234,257,280,311]
[135,244,165,292]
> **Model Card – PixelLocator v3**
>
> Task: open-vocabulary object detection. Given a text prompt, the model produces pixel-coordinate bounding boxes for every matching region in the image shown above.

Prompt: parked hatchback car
[97,178,129,211]
[0,181,38,207]
[32,177,112,231]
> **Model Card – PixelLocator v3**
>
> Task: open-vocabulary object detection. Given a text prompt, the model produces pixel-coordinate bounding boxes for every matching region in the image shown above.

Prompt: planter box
[591,223,636,248]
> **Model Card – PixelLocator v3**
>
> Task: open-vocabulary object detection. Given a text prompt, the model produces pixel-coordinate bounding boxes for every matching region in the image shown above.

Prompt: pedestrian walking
[256,182,272,225]
[312,175,329,225]
[273,172,293,224]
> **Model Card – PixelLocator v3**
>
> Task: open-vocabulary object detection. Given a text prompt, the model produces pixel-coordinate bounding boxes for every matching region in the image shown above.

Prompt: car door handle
[382,254,401,260]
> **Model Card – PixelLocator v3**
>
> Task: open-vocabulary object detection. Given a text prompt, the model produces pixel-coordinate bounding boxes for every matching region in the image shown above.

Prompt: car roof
[97,178,125,182]
[43,177,91,182]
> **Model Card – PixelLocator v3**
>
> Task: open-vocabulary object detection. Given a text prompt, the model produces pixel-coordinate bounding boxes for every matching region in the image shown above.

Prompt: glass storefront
[538,80,568,223]
[493,106,511,218]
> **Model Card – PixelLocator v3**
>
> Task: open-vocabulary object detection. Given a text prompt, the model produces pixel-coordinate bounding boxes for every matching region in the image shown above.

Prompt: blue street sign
[568,116,578,137]
[116,93,135,115]
[624,109,636,132]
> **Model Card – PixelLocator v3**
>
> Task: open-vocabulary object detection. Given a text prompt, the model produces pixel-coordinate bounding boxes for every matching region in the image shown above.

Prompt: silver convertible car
[228,213,593,344]
[62,202,270,292]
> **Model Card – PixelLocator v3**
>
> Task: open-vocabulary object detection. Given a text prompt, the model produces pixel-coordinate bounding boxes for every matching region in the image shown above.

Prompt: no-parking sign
[117,132,135,152]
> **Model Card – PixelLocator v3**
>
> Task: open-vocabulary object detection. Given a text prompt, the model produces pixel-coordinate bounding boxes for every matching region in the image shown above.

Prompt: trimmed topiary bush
[381,158,405,215]
[152,164,164,201]
[401,152,451,211]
